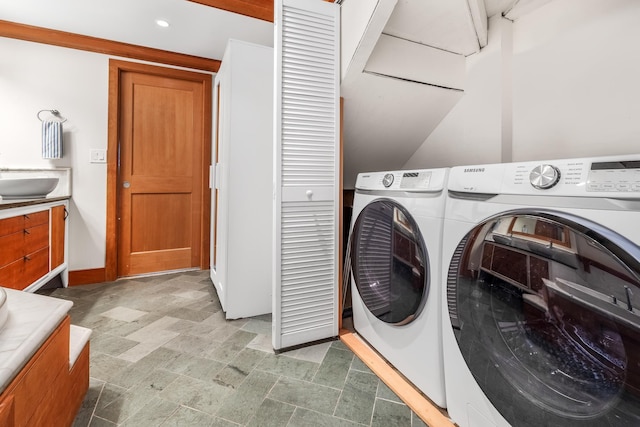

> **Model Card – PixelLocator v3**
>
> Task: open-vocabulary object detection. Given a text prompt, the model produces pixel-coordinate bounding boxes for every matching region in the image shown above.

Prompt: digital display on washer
[590,160,640,170]
[447,210,640,425]
[587,160,640,192]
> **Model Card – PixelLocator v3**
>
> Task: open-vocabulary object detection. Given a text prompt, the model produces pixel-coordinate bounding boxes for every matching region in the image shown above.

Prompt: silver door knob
[123,181,131,189]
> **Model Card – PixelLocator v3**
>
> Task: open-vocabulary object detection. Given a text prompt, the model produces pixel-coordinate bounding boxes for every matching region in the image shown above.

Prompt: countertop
[0,288,72,394]
[0,196,70,210]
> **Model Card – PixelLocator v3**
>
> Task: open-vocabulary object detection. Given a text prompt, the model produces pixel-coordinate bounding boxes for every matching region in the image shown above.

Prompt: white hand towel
[42,120,63,159]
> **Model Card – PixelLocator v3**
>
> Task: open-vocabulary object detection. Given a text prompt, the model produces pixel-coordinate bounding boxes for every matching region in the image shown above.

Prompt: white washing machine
[349,168,448,408]
[442,155,640,427]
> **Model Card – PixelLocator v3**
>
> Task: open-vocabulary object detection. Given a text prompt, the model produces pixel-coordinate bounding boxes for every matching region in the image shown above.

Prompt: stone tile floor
[38,270,428,426]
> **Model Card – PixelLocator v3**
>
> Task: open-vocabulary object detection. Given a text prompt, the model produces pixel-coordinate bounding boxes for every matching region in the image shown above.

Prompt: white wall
[0,37,213,271]
[405,0,640,169]
[512,0,640,160]
[403,15,509,169]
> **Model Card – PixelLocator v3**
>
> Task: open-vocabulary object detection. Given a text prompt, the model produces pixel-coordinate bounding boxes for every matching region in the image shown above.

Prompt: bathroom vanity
[0,288,90,426]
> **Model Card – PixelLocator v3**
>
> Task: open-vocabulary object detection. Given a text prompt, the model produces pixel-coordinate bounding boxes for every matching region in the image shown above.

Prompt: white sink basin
[0,288,7,331]
[0,177,59,199]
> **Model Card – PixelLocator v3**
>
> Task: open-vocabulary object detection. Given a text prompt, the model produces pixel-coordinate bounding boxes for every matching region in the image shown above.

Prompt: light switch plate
[90,149,106,163]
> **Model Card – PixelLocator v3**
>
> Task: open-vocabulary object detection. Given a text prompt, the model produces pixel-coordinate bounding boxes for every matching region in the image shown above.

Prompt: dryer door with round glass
[351,199,429,326]
[448,210,640,426]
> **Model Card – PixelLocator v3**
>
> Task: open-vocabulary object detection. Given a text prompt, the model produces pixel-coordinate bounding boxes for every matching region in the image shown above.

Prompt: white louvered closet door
[273,0,340,351]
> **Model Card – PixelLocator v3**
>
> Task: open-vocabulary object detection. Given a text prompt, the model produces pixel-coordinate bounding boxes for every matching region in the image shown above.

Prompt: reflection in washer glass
[449,211,640,425]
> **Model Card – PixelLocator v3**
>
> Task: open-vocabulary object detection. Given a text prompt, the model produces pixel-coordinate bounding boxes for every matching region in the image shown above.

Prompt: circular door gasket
[351,199,429,325]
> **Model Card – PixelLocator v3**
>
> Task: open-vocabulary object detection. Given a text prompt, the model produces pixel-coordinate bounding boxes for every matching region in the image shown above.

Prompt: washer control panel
[585,160,640,192]
[449,155,640,196]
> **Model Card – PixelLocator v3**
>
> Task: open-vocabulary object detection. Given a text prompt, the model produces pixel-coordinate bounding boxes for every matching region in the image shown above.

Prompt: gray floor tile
[61,270,425,427]
[89,352,132,383]
[163,333,213,357]
[334,370,379,425]
[287,408,365,427]
[350,355,373,374]
[371,399,412,427]
[89,416,117,427]
[376,380,404,403]
[160,406,216,427]
[211,347,267,387]
[246,398,295,427]
[90,333,140,357]
[256,353,319,382]
[207,342,247,364]
[72,378,105,427]
[268,377,341,415]
[165,306,216,322]
[215,370,280,424]
[313,346,354,388]
[108,348,181,389]
[94,385,157,424]
[163,352,226,381]
[160,375,232,415]
[105,313,165,338]
[119,397,179,427]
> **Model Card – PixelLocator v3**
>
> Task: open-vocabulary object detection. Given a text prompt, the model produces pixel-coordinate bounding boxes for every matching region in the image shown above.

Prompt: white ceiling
[1,0,552,188]
[0,0,274,60]
[0,0,549,62]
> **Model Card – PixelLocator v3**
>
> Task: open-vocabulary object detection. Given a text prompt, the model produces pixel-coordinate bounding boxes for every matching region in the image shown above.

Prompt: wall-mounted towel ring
[37,109,67,123]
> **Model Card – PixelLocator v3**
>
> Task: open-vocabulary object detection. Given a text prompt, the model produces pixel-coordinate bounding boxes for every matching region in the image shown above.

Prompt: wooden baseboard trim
[68,268,106,286]
[339,329,455,427]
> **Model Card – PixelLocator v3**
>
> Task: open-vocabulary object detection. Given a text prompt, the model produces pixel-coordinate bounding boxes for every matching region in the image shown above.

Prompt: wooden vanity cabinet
[0,202,68,291]
[0,316,90,427]
[51,205,66,270]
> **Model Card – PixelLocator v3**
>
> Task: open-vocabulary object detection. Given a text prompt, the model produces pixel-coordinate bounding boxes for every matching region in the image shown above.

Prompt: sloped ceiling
[341,0,555,187]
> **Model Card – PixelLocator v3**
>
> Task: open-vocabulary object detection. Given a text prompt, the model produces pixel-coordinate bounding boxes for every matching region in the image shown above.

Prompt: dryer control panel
[355,168,448,192]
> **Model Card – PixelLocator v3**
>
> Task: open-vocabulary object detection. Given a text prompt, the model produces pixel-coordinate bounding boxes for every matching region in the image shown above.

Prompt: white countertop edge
[69,325,92,368]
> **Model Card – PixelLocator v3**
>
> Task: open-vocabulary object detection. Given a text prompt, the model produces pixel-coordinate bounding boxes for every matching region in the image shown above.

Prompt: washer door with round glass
[351,199,429,326]
[448,209,640,426]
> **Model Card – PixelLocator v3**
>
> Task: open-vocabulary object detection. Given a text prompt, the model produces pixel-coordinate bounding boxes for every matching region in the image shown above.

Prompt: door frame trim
[106,59,212,281]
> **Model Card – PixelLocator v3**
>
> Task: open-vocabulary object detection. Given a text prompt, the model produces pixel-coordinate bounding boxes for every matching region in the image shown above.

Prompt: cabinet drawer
[24,211,48,228]
[0,216,24,238]
[0,248,49,290]
[23,248,49,289]
[0,232,23,267]
[0,258,24,290]
[24,223,48,255]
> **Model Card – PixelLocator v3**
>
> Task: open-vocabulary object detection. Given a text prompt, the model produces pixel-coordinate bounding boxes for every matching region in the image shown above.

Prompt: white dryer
[442,155,640,427]
[349,168,448,408]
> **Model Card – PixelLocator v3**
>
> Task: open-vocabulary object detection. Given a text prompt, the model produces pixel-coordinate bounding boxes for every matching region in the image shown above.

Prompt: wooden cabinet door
[51,205,66,270]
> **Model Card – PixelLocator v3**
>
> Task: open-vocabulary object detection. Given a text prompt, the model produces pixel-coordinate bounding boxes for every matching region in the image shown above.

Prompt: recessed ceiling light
[156,19,170,28]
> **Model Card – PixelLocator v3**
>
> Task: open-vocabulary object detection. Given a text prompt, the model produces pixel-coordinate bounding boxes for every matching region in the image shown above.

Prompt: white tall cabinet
[210,40,274,319]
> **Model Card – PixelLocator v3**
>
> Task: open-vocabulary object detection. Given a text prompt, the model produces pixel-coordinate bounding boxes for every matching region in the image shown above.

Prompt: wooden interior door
[117,67,206,277]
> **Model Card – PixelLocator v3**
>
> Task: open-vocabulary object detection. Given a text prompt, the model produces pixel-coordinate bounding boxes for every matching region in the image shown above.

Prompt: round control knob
[530,164,561,190]
[382,173,394,188]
